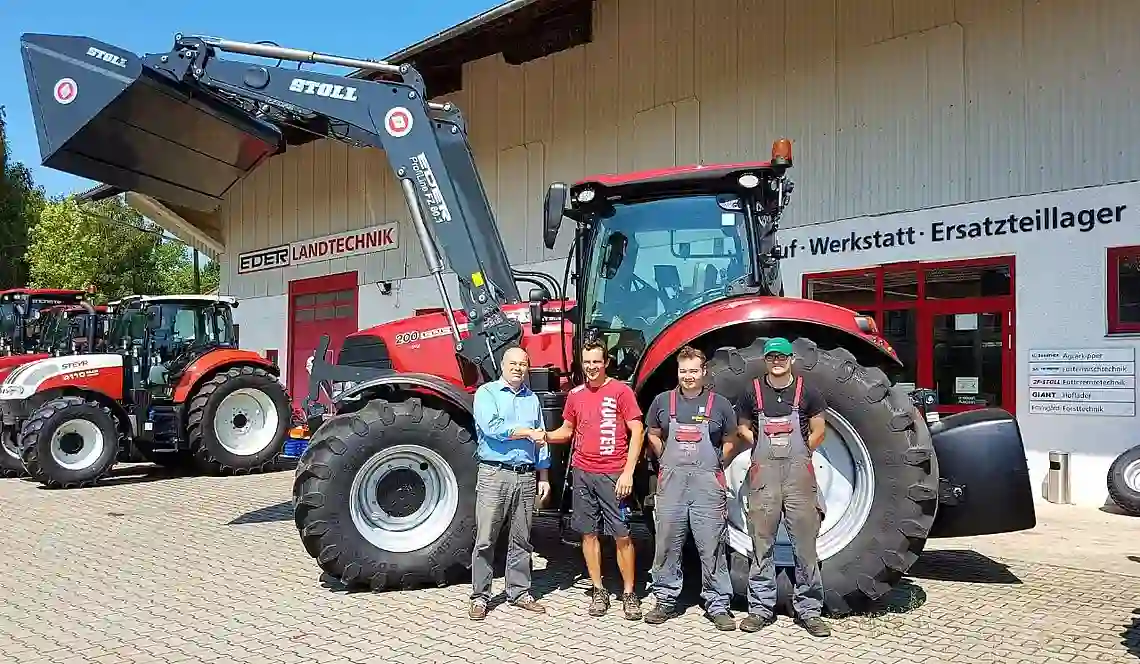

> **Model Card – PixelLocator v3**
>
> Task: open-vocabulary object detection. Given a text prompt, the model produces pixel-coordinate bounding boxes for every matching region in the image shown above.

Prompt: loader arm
[20,33,522,381]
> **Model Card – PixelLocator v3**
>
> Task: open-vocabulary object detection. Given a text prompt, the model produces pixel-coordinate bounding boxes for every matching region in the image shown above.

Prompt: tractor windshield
[0,303,16,339]
[581,194,752,378]
[109,301,234,351]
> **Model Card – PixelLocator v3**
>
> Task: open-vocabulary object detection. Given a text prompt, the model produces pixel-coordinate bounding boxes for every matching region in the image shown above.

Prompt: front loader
[0,294,291,488]
[18,32,1035,614]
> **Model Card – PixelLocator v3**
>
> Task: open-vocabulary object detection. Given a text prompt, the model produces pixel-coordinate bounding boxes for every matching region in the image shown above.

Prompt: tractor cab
[36,303,114,356]
[0,289,87,356]
[541,144,795,381]
[108,295,239,397]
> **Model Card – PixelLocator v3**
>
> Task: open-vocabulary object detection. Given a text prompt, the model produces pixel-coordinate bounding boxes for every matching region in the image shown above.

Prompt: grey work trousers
[471,464,537,603]
[746,457,824,619]
[649,467,733,614]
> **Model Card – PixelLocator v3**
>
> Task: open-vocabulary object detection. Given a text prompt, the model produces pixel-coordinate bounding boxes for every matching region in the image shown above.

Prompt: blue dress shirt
[472,378,551,470]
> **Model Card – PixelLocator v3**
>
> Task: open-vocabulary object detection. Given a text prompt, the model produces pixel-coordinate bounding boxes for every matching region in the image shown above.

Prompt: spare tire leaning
[705,336,939,616]
[1107,444,1140,516]
[293,396,479,589]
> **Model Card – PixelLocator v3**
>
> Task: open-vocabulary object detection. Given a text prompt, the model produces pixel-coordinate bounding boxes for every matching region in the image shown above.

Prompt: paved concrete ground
[1,465,1138,664]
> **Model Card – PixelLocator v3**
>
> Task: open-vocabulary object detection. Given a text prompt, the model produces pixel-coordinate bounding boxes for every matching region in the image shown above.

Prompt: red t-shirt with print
[563,378,643,474]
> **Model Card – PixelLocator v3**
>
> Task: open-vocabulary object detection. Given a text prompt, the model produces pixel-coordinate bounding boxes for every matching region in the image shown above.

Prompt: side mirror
[543,182,569,250]
[527,287,549,335]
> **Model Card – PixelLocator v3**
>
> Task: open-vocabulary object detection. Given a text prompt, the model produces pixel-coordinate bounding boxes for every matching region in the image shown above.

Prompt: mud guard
[928,408,1037,538]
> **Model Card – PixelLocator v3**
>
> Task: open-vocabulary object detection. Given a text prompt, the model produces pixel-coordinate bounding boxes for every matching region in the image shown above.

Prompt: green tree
[0,106,45,288]
[25,195,192,300]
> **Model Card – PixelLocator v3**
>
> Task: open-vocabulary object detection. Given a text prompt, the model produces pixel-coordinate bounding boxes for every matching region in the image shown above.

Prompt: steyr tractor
[0,299,113,478]
[18,32,1036,614]
[0,294,292,488]
[0,288,87,356]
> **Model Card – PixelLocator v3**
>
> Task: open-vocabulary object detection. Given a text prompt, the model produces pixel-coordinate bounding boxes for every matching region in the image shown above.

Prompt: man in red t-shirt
[547,339,644,620]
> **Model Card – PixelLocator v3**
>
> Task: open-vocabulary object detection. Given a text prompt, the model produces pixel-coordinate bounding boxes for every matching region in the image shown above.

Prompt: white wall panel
[218,0,1140,298]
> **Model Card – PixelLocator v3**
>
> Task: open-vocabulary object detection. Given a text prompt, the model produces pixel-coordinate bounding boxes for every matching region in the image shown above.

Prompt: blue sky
[2,0,501,197]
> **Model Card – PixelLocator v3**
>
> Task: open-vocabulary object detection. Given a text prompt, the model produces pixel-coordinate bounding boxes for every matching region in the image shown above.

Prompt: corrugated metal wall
[220,0,1140,299]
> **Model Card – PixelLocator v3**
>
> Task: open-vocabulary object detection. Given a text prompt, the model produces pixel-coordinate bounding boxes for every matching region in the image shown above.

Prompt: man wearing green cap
[734,337,831,637]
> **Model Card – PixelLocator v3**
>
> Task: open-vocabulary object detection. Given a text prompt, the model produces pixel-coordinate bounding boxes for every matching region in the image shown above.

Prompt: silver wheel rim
[213,387,280,456]
[349,444,460,553]
[49,419,105,471]
[1124,459,1140,493]
[2,430,20,461]
[725,407,876,562]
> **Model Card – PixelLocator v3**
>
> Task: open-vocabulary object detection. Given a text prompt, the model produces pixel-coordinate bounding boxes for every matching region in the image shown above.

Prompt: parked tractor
[18,32,1035,613]
[0,294,292,488]
[0,288,87,356]
[0,300,113,478]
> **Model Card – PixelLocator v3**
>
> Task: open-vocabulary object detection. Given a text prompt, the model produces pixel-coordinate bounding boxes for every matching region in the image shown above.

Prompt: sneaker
[469,598,488,621]
[510,593,547,614]
[738,613,776,632]
[798,616,831,637]
[643,604,676,624]
[588,587,610,616]
[621,592,642,620]
[708,612,737,631]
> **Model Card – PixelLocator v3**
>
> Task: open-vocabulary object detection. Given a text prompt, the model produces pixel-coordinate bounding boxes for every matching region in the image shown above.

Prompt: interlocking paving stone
[1,465,1138,664]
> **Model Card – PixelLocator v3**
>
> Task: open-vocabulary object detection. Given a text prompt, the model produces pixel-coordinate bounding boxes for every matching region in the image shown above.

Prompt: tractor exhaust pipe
[78,300,96,352]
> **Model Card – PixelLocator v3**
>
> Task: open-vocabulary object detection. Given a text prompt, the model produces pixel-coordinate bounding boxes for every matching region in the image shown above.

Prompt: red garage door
[289,272,359,411]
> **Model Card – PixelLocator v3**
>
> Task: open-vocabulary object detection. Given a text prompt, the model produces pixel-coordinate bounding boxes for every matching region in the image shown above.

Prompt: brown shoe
[588,587,610,616]
[469,599,488,620]
[511,593,547,614]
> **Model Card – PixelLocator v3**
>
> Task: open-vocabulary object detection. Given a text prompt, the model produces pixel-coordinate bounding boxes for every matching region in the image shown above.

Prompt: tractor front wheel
[706,336,938,616]
[185,366,291,475]
[19,396,120,489]
[293,397,478,590]
[1,426,25,478]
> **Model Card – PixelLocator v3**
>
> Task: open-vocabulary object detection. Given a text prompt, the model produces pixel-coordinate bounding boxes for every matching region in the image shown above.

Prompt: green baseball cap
[763,337,794,356]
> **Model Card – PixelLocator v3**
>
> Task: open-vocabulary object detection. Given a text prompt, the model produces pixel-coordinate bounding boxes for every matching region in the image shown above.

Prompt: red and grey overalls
[647,389,733,614]
[744,376,825,620]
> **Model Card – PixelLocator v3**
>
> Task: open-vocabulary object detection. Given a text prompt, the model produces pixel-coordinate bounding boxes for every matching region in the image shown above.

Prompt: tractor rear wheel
[293,397,478,590]
[185,366,291,475]
[19,396,120,489]
[1,427,25,478]
[706,336,938,616]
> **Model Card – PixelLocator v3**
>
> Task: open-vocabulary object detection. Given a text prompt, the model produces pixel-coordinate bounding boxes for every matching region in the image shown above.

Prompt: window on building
[1107,245,1140,334]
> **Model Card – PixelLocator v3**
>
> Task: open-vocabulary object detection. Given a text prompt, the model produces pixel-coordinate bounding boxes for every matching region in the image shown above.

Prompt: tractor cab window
[0,302,16,338]
[581,194,752,379]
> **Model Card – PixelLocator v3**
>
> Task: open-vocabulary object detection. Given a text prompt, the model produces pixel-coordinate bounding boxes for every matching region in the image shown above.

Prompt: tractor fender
[333,372,474,416]
[634,296,901,390]
[172,350,280,404]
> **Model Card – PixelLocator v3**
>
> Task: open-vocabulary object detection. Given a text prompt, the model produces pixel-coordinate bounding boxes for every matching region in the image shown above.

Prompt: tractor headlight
[576,187,595,203]
[738,173,760,189]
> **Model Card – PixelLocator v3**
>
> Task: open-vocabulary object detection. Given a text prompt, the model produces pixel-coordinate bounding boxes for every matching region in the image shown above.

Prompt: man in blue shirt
[469,346,551,620]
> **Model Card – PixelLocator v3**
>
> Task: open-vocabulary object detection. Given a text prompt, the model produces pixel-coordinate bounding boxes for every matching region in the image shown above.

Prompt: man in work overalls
[735,337,831,637]
[642,346,738,630]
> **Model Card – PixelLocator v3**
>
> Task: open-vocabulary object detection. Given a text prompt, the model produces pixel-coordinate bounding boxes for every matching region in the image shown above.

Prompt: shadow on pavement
[908,549,1022,585]
[229,500,293,525]
[32,463,193,489]
[1123,608,1139,659]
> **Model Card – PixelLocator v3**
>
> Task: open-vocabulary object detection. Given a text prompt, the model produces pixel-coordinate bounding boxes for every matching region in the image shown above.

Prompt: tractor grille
[337,335,392,370]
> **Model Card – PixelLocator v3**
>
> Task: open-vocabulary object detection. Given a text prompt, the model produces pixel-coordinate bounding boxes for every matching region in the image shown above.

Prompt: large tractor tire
[19,396,120,489]
[293,397,478,590]
[706,336,938,616]
[1,426,25,478]
[185,366,291,475]
[1107,444,1140,516]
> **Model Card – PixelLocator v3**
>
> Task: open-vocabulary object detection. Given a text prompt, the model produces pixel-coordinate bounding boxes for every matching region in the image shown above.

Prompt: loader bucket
[20,33,285,212]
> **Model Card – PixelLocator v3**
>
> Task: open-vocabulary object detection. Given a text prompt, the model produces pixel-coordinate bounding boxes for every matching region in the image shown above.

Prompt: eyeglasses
[764,354,790,362]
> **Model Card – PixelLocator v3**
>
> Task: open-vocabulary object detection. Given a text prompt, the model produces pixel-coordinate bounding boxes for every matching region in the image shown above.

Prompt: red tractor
[0,294,292,488]
[0,299,113,477]
[18,32,1035,613]
[0,288,87,357]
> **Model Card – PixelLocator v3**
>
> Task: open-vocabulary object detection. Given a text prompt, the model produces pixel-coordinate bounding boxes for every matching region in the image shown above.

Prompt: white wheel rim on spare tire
[349,444,461,553]
[213,387,280,456]
[49,419,106,471]
[724,407,876,563]
[1124,459,1140,493]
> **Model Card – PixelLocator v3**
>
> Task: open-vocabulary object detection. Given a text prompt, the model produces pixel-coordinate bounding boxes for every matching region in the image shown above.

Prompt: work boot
[708,611,737,631]
[798,616,831,637]
[643,603,676,624]
[621,592,642,620]
[738,613,776,632]
[587,587,610,616]
[510,593,547,614]
[469,598,488,621]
